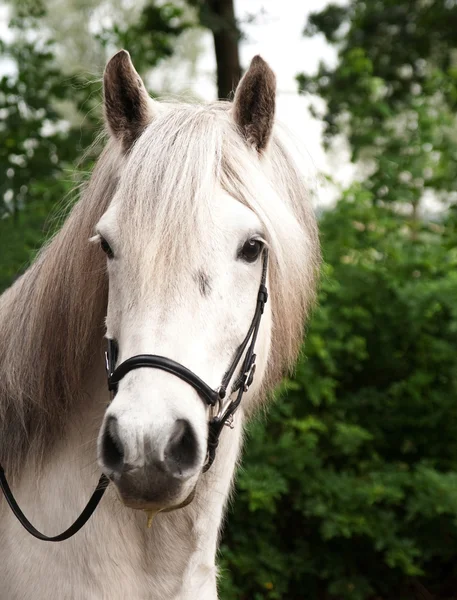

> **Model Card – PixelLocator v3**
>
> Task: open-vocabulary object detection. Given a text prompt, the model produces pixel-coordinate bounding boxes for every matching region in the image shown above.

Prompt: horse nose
[100,415,125,476]
[100,416,200,479]
[164,419,200,477]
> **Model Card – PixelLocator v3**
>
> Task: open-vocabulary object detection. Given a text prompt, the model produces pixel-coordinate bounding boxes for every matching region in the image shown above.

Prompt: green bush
[219,193,457,599]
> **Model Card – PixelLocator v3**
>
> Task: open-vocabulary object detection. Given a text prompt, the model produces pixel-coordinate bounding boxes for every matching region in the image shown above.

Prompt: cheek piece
[106,250,269,472]
[0,251,268,541]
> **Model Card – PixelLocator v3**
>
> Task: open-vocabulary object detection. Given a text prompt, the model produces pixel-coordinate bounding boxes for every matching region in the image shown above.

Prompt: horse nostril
[101,416,125,476]
[164,419,199,477]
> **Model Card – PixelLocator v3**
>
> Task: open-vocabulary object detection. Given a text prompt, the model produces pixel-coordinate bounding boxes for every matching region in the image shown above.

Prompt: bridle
[0,250,269,541]
[107,250,269,471]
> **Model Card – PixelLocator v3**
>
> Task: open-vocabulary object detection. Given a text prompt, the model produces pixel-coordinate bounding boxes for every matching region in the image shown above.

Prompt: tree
[190,0,241,98]
[0,9,101,289]
[219,190,457,600]
[298,0,457,212]
[0,1,193,291]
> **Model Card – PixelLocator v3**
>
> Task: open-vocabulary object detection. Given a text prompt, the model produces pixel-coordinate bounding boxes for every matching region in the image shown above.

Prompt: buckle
[210,395,223,421]
[225,414,235,429]
[104,351,111,376]
[243,354,257,392]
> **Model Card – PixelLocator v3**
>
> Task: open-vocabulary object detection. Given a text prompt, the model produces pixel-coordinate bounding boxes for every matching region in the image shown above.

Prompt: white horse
[0,51,320,599]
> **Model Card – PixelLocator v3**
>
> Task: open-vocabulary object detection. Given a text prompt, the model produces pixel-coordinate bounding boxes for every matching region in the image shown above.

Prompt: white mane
[117,101,320,386]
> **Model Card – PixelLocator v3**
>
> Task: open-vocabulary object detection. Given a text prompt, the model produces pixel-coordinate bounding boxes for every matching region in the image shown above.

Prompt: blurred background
[1,0,457,598]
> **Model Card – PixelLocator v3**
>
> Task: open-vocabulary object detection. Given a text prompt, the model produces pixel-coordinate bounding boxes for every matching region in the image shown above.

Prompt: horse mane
[0,101,320,475]
[0,142,122,474]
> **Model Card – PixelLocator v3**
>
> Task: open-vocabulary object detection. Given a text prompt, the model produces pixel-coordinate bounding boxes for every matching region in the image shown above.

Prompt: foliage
[95,2,193,74]
[219,191,457,600]
[0,2,190,291]
[0,12,98,289]
[298,0,457,206]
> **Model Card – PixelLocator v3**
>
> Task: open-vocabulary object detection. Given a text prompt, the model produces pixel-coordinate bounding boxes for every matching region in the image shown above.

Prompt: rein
[0,468,109,542]
[0,251,268,541]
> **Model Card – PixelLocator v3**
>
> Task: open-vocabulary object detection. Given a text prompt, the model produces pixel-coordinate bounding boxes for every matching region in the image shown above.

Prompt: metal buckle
[210,387,236,423]
[210,389,224,420]
[104,351,111,377]
[243,356,257,392]
[225,414,235,429]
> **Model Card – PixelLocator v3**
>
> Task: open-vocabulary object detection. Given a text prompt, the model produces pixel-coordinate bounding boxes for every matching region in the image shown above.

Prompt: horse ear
[233,55,276,153]
[103,50,154,151]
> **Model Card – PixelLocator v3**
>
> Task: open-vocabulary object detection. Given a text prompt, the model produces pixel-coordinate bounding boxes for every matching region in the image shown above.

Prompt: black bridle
[0,251,269,541]
[107,250,269,471]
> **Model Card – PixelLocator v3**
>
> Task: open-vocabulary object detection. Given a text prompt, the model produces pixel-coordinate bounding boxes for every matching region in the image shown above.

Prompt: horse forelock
[115,101,321,391]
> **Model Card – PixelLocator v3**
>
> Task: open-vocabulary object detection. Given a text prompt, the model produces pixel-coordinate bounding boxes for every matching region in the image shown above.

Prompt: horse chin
[117,485,197,514]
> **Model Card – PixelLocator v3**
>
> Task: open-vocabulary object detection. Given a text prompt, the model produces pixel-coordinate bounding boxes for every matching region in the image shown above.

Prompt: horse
[0,51,320,599]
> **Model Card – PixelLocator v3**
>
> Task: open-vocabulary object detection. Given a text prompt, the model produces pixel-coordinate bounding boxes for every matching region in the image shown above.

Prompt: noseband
[0,251,269,540]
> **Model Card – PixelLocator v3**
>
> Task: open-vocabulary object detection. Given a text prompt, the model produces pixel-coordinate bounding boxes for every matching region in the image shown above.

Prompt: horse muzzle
[98,414,202,511]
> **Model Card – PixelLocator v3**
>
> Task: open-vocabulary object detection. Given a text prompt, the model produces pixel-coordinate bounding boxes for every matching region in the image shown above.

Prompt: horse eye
[239,239,263,263]
[100,237,114,259]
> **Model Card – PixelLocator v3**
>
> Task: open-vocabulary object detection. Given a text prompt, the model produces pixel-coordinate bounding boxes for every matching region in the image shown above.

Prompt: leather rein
[0,251,269,541]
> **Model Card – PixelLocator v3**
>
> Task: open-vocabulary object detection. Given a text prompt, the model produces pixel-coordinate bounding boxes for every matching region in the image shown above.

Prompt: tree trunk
[197,0,241,99]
